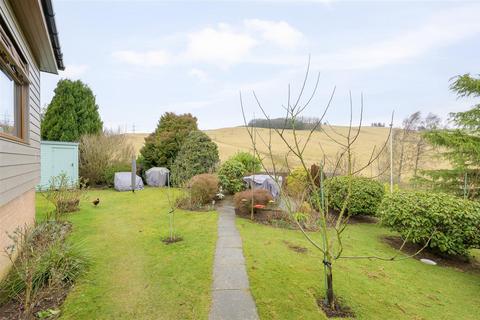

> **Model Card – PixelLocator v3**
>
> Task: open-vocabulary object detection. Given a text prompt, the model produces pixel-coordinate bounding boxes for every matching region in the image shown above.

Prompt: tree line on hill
[247,116,323,130]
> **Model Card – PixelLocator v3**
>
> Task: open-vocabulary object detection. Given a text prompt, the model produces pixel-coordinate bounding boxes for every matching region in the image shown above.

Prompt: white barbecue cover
[243,175,283,198]
[114,172,144,191]
[145,167,170,187]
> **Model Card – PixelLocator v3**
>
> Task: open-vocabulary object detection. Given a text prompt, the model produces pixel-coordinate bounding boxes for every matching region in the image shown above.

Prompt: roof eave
[9,0,63,74]
[41,0,64,71]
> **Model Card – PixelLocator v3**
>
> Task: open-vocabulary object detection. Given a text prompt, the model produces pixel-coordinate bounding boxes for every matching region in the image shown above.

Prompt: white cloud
[111,4,480,72]
[184,24,257,67]
[111,20,302,69]
[60,64,88,78]
[189,68,208,81]
[247,4,480,71]
[320,4,480,70]
[111,50,170,67]
[244,19,303,48]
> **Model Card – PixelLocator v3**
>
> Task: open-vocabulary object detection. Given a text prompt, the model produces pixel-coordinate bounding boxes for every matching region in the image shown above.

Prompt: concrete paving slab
[216,235,242,248]
[210,290,259,320]
[213,265,250,290]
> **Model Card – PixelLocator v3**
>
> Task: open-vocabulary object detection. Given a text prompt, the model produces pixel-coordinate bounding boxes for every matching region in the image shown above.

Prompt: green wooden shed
[38,141,79,190]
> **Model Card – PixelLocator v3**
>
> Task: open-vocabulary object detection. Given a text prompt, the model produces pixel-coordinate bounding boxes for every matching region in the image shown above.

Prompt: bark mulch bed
[316,297,355,318]
[0,286,68,320]
[162,236,184,244]
[283,240,308,254]
[326,209,378,227]
[235,207,287,222]
[0,222,75,320]
[382,235,480,273]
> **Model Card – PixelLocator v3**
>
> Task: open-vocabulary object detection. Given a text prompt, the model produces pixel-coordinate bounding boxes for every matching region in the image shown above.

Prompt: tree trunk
[413,143,421,177]
[325,261,335,309]
[397,141,405,184]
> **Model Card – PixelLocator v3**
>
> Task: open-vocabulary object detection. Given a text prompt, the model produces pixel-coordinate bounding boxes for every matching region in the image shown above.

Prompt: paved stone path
[209,204,259,320]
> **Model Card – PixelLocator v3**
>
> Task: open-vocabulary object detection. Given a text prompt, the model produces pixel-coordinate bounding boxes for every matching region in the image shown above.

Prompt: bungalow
[0,0,63,278]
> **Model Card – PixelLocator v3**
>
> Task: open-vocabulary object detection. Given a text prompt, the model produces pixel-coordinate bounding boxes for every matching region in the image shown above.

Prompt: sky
[41,0,480,132]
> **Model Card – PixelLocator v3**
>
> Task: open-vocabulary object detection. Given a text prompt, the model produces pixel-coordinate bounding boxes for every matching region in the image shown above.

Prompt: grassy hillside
[126,126,446,177]
[204,126,391,170]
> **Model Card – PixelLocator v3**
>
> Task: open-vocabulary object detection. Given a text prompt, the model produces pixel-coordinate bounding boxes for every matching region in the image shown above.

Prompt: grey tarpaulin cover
[146,167,170,187]
[114,172,144,191]
[243,175,283,198]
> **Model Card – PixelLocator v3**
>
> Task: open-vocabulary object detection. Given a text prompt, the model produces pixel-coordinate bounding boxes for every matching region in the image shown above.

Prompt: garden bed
[383,235,480,273]
[0,286,68,319]
[235,207,286,222]
[326,208,379,226]
[235,205,378,232]
[0,221,78,320]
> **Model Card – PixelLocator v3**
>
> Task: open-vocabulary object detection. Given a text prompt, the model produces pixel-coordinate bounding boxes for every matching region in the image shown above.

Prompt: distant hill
[126,126,400,175]
[126,125,450,180]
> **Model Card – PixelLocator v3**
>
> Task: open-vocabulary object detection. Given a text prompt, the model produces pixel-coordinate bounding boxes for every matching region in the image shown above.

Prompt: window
[0,19,28,142]
[0,68,16,136]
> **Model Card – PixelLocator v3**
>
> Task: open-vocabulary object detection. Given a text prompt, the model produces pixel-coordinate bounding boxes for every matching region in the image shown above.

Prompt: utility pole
[390,115,394,194]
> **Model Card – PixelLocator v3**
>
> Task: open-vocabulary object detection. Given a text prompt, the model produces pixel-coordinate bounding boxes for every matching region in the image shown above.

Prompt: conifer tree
[420,74,480,197]
[41,79,103,141]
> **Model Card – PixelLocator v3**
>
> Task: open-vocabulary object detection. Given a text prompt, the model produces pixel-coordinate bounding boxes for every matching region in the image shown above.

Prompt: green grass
[237,219,480,320]
[36,188,217,319]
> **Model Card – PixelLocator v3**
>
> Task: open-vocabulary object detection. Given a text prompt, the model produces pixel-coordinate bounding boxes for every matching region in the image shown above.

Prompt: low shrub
[176,174,219,210]
[0,222,88,317]
[291,201,320,231]
[233,189,273,215]
[378,191,480,256]
[79,131,134,186]
[325,176,384,215]
[170,131,219,186]
[218,159,246,194]
[230,152,261,174]
[189,174,219,204]
[41,174,87,219]
[285,167,310,199]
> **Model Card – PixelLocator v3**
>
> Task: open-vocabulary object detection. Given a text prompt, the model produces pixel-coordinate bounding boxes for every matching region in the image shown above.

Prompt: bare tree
[396,112,422,184]
[240,60,433,311]
[412,113,441,177]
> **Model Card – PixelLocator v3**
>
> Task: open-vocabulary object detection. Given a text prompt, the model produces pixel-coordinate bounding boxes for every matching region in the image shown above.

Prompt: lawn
[36,188,218,320]
[236,218,480,320]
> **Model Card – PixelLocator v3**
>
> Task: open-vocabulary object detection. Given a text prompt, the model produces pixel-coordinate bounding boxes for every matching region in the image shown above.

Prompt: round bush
[218,159,246,194]
[325,176,384,215]
[285,167,310,198]
[176,174,219,210]
[188,174,219,206]
[378,191,480,256]
[171,131,219,186]
[233,189,273,215]
[140,112,198,170]
[230,152,261,173]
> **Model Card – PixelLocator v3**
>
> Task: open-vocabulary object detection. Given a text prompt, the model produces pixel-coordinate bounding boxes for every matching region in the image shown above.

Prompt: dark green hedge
[378,191,480,256]
[325,176,384,215]
[170,130,219,186]
[218,159,246,194]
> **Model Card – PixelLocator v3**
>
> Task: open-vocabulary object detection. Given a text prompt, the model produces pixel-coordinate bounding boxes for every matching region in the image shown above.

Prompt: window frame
[0,19,29,144]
